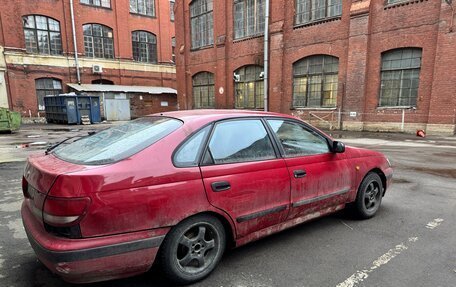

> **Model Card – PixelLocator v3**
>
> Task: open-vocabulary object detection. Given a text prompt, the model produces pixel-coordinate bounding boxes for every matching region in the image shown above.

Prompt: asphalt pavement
[0,125,455,287]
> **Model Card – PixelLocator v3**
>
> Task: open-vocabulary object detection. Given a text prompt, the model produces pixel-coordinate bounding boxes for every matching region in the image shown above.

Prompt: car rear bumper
[21,202,168,284]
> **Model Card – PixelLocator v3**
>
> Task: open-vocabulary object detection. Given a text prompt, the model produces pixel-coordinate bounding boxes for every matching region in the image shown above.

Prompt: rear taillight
[22,177,30,198]
[43,196,91,227]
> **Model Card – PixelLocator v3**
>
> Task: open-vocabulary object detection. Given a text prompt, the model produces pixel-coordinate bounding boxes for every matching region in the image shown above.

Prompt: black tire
[159,214,226,285]
[354,172,384,219]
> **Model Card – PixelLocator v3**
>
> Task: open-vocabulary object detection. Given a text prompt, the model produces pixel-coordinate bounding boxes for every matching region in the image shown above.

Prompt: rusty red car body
[21,110,393,284]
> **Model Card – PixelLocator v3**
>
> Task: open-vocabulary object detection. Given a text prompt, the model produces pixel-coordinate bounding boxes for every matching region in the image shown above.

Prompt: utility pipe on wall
[263,0,270,112]
[70,0,81,84]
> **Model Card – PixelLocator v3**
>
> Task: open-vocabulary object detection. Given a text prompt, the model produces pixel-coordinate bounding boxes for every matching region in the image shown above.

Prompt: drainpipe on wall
[263,0,270,112]
[70,0,81,84]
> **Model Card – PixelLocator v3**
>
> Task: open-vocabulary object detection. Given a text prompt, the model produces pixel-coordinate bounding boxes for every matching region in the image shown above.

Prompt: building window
[170,0,175,21]
[130,0,155,17]
[386,0,407,4]
[234,0,265,39]
[295,0,342,25]
[190,0,214,49]
[22,15,62,55]
[379,48,422,107]
[83,24,114,59]
[234,65,264,109]
[80,0,111,8]
[193,72,215,108]
[171,37,176,63]
[132,31,157,63]
[35,78,63,111]
[293,55,339,108]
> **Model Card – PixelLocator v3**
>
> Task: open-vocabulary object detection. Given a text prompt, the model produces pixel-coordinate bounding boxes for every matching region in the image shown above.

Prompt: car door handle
[211,181,231,192]
[293,170,307,178]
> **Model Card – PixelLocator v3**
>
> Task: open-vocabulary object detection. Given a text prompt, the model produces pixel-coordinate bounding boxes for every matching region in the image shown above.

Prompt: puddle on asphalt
[409,167,456,179]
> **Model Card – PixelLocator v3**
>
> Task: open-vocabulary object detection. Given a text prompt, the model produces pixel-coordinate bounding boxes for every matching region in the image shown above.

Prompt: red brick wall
[0,0,176,115]
[176,0,456,133]
[130,93,177,118]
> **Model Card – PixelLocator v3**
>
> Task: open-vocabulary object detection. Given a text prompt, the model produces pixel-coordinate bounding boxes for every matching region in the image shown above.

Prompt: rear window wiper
[45,136,83,155]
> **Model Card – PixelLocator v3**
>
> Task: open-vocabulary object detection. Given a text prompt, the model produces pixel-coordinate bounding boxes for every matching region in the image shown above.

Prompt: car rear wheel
[159,214,226,285]
[354,172,383,219]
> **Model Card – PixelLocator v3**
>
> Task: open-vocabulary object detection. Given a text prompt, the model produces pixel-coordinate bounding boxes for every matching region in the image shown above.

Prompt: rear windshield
[53,117,182,165]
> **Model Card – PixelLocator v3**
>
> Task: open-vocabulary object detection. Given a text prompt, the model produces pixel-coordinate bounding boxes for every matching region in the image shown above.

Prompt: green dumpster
[0,107,21,132]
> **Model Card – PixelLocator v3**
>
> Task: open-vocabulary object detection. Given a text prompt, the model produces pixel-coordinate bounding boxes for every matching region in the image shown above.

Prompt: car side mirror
[332,141,345,153]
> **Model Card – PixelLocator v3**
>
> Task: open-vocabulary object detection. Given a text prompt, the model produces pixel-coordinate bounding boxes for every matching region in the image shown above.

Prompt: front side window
[54,117,182,165]
[293,55,339,108]
[190,0,214,49]
[295,0,342,26]
[23,15,62,55]
[83,24,114,59]
[130,0,156,17]
[132,31,157,63]
[379,48,422,107]
[35,78,63,111]
[80,0,111,8]
[268,120,329,157]
[234,65,264,109]
[193,72,215,109]
[206,120,276,165]
[234,0,265,39]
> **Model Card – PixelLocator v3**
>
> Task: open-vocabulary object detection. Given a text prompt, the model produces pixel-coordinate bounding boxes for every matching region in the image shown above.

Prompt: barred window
[170,0,175,21]
[80,0,111,8]
[193,72,215,108]
[234,0,265,39]
[293,55,339,108]
[190,0,214,49]
[130,0,155,17]
[83,24,114,59]
[171,37,176,63]
[295,0,342,26]
[234,65,264,109]
[132,31,157,63]
[379,48,422,107]
[23,15,62,55]
[35,78,63,111]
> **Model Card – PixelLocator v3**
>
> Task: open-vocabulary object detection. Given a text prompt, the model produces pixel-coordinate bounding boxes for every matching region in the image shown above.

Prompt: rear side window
[174,125,211,167]
[205,120,276,165]
[267,120,329,157]
[53,117,182,165]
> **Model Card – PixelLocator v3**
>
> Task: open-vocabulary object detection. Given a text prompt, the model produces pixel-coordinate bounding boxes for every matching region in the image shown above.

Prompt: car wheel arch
[160,210,237,251]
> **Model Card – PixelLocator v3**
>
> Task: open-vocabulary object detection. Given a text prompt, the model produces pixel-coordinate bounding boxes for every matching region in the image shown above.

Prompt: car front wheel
[159,214,226,285]
[354,172,383,219]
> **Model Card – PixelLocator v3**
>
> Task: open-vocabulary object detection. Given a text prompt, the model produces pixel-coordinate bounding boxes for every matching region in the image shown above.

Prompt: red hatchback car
[21,110,392,285]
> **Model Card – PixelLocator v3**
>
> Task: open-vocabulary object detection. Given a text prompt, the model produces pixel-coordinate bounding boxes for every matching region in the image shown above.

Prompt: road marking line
[336,238,418,287]
[425,218,444,230]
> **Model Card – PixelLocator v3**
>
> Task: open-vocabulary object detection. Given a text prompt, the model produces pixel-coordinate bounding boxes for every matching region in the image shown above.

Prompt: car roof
[150,109,297,124]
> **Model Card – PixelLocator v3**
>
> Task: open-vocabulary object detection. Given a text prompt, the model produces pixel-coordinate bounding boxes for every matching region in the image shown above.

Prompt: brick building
[175,0,456,135]
[0,0,177,120]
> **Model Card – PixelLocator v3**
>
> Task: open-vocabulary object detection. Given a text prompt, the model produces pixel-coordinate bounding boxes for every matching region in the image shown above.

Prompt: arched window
[83,24,114,59]
[35,78,63,110]
[92,79,114,85]
[379,48,422,107]
[190,0,214,49]
[234,0,265,39]
[295,0,342,26]
[22,15,62,55]
[132,31,157,63]
[293,55,339,108]
[234,65,264,109]
[193,72,215,108]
